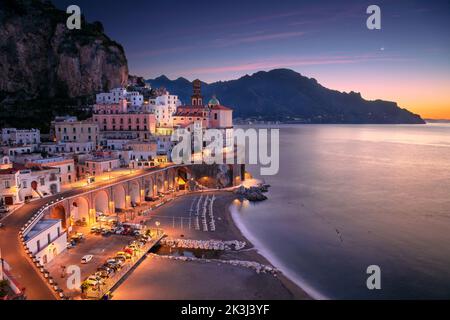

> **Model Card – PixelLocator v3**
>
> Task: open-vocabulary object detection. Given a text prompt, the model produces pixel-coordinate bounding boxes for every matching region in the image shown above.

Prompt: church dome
[208,96,220,106]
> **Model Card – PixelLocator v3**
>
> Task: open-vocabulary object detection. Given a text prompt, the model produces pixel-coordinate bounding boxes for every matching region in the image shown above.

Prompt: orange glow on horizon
[320,75,450,120]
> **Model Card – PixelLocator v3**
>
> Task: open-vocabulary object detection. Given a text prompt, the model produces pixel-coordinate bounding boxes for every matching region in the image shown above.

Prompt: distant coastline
[425,119,450,123]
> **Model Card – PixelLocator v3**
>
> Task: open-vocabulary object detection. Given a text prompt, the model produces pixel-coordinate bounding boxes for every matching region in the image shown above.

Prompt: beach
[113,191,310,300]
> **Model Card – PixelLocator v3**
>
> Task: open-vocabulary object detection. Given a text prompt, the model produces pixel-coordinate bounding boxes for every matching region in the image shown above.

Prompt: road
[0,164,178,300]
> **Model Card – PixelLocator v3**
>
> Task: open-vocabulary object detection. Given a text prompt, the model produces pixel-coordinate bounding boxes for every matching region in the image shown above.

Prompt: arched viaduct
[44,163,244,230]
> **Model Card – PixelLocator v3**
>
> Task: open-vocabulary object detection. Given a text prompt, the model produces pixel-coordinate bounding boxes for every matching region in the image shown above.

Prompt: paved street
[0,164,178,300]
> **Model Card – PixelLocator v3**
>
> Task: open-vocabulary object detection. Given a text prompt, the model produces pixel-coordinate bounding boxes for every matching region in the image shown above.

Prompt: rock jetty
[160,238,246,251]
[234,183,271,202]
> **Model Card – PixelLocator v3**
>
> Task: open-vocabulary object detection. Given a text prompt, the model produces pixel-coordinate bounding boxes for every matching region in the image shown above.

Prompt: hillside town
[0,80,233,210]
[0,79,245,300]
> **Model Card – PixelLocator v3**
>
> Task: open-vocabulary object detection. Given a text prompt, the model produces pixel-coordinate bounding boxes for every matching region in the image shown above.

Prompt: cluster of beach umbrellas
[190,194,216,232]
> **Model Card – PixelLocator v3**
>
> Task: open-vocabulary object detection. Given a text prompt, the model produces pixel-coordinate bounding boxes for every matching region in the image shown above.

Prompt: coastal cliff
[0,0,128,131]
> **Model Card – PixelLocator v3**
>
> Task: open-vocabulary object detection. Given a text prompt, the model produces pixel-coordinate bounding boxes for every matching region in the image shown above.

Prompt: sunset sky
[54,0,450,119]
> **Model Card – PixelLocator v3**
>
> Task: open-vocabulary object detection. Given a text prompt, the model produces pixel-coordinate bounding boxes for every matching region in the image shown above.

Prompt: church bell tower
[191,79,203,106]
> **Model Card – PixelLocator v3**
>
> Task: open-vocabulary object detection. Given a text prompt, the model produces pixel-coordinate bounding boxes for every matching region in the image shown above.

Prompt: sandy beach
[113,191,310,300]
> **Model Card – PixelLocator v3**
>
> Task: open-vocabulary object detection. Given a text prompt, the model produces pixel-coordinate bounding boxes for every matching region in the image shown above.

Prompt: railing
[18,196,68,300]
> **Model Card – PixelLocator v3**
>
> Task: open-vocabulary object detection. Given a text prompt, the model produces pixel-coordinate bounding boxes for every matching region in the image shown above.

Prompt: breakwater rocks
[234,184,271,202]
[160,239,246,251]
[148,253,278,275]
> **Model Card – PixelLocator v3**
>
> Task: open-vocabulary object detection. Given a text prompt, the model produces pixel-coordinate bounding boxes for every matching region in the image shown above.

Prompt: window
[47,233,51,245]
[4,181,10,188]
[40,178,45,186]
[23,181,27,188]
[37,240,41,252]
[214,113,218,120]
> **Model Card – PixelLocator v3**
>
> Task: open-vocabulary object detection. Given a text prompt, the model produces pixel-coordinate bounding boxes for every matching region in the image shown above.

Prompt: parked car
[90,226,100,234]
[70,235,81,243]
[123,248,134,255]
[76,232,85,239]
[115,227,124,235]
[0,206,9,213]
[116,251,132,260]
[114,255,126,263]
[106,262,120,272]
[66,242,74,249]
[86,275,104,286]
[81,255,94,264]
[106,258,123,268]
[97,266,114,277]
[101,229,111,236]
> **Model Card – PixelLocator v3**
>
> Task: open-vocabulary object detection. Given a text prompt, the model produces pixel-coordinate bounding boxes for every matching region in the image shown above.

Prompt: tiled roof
[210,105,232,111]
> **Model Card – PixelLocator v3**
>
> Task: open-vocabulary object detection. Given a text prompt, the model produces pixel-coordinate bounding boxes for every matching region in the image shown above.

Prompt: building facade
[1,128,41,146]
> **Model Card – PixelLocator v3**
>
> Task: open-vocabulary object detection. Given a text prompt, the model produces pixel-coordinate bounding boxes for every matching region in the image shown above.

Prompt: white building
[126,141,157,161]
[82,157,121,177]
[40,141,96,155]
[96,88,144,107]
[18,167,61,200]
[0,167,20,206]
[0,165,60,206]
[145,91,180,130]
[52,117,99,149]
[156,135,174,157]
[27,157,75,185]
[1,128,40,146]
[25,219,67,265]
[1,145,35,158]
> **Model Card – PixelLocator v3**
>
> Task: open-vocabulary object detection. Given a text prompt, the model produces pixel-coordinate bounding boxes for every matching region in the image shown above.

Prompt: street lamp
[155,221,161,236]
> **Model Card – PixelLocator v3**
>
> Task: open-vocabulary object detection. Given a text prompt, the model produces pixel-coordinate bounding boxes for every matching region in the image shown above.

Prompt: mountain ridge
[146,69,425,124]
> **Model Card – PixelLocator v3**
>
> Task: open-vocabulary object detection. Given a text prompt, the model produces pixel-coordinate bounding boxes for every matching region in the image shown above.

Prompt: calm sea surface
[231,123,450,299]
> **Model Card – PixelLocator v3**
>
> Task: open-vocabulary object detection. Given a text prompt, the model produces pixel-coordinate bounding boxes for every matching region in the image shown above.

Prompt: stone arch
[168,169,175,189]
[177,167,190,190]
[156,173,165,193]
[49,205,67,229]
[113,184,126,212]
[129,180,140,205]
[144,177,154,199]
[94,190,109,215]
[70,196,90,226]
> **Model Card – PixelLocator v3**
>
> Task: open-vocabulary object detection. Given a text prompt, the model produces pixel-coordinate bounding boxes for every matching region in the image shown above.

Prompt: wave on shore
[229,204,329,300]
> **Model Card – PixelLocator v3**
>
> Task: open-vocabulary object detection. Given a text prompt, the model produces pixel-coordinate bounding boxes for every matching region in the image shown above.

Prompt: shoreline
[112,190,312,300]
[228,201,326,300]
